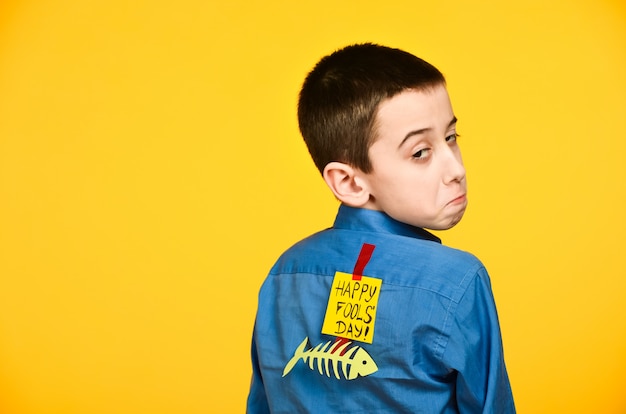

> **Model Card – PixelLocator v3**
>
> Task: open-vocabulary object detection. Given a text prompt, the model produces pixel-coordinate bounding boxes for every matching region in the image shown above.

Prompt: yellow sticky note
[321,272,382,344]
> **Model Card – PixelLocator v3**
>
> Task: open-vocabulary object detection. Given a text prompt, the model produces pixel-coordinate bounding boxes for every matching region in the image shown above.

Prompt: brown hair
[298,43,446,174]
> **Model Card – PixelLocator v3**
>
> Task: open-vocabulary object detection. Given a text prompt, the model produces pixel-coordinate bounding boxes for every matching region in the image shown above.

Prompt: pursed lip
[448,194,467,205]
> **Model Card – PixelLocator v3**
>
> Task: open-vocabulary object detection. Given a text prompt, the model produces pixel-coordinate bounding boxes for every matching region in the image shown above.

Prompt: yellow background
[0,0,624,412]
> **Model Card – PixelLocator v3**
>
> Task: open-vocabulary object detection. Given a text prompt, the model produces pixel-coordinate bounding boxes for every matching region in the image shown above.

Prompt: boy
[247,43,515,413]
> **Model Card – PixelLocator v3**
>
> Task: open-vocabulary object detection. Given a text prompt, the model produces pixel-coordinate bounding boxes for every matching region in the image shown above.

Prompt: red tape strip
[352,243,375,281]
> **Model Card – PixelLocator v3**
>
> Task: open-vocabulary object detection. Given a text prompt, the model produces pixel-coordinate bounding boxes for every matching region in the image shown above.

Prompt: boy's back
[248,206,514,413]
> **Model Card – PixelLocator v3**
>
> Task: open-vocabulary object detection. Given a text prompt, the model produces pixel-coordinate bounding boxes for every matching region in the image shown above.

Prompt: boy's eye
[412,148,431,160]
[446,133,460,143]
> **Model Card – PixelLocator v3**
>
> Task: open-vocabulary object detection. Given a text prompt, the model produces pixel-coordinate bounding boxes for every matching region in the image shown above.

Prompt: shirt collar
[333,205,442,244]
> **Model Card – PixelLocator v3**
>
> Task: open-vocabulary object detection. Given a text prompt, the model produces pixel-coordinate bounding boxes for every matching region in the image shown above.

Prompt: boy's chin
[426,214,465,231]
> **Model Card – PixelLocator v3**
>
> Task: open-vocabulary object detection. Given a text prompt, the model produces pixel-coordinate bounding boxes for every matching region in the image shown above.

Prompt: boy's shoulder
[270,226,487,301]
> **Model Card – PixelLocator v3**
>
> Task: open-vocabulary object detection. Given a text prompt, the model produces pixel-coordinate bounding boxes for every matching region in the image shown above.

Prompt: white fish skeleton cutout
[282,337,378,380]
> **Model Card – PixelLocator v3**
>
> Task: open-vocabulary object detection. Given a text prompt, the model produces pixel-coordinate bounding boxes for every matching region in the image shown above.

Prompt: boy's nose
[442,150,466,184]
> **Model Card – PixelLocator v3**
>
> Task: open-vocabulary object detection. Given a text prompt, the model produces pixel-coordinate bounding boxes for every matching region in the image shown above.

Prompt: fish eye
[362,360,367,365]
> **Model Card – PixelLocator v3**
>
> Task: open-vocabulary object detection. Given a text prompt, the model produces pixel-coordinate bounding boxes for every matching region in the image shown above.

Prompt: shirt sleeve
[246,334,271,414]
[442,267,516,413]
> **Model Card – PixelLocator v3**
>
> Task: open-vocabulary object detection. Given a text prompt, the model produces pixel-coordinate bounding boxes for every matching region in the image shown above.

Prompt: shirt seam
[267,270,476,303]
[433,264,482,361]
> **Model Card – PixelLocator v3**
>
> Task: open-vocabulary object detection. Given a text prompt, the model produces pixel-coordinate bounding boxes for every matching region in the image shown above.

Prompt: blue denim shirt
[248,205,515,413]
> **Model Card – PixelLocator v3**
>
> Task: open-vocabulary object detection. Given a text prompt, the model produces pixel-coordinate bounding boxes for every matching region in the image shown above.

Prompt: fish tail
[282,337,309,377]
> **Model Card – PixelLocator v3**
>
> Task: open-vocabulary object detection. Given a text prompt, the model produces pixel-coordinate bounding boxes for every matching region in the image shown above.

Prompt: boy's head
[298,43,467,230]
[298,43,446,174]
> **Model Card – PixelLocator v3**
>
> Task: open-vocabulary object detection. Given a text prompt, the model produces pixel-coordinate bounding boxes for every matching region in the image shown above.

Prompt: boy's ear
[322,162,371,207]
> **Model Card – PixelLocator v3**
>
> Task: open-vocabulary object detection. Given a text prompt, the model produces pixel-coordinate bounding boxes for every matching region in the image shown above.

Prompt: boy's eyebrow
[399,116,458,148]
